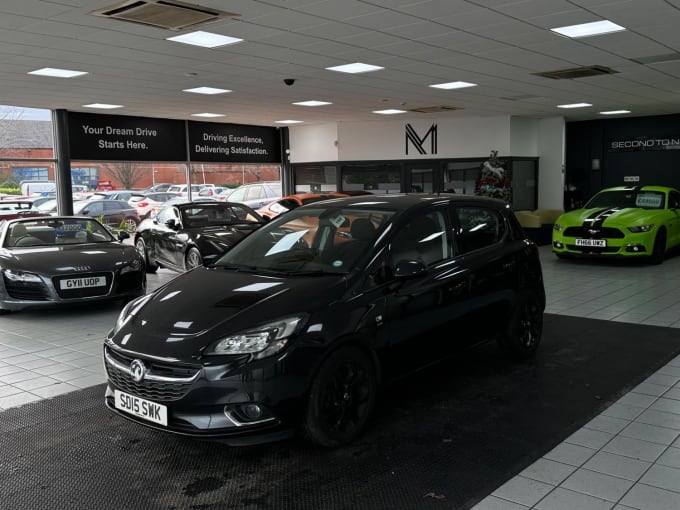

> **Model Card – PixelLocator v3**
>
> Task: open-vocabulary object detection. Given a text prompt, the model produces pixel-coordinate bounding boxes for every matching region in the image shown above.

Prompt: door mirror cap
[393,259,427,279]
[165,218,178,229]
[118,231,130,241]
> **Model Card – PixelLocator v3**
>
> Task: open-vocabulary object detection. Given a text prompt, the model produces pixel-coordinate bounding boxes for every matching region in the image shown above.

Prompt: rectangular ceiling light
[551,20,625,38]
[599,110,631,115]
[28,67,88,78]
[326,63,384,74]
[192,113,225,117]
[429,81,477,90]
[83,103,124,109]
[275,119,304,124]
[293,101,332,106]
[183,86,231,94]
[557,103,592,108]
[167,30,242,48]
[373,109,406,115]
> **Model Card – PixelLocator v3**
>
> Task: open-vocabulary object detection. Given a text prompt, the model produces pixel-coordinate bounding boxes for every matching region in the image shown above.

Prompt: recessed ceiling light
[275,120,304,124]
[373,109,407,115]
[429,81,477,90]
[183,87,231,95]
[557,103,592,109]
[192,113,225,117]
[551,20,626,38]
[293,101,333,106]
[325,63,384,74]
[28,67,88,78]
[82,103,123,109]
[167,31,243,48]
[599,110,631,115]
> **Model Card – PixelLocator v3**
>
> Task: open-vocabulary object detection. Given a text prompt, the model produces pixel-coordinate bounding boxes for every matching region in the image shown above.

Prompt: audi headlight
[120,258,142,274]
[207,315,307,358]
[2,269,42,283]
[628,224,654,233]
[553,223,564,232]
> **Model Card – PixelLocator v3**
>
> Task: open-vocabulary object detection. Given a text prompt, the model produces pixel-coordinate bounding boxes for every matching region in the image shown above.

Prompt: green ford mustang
[552,185,680,264]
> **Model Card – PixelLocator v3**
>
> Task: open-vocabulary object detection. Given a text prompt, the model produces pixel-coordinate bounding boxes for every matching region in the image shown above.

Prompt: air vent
[91,0,238,30]
[631,53,680,65]
[532,65,618,80]
[409,105,462,113]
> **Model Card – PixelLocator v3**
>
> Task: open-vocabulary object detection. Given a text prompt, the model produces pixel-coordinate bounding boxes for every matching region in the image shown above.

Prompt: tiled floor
[473,248,680,510]
[2,246,680,509]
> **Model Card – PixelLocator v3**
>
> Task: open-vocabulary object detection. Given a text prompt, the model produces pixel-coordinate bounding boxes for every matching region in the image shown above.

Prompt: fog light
[553,241,563,249]
[243,403,262,420]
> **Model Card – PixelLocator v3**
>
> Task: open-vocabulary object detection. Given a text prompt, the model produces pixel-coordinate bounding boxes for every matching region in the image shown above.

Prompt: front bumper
[103,341,309,444]
[552,229,655,258]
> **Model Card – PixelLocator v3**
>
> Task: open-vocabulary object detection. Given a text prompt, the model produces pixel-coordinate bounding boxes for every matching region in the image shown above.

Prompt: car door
[103,201,125,226]
[154,206,184,269]
[367,206,474,376]
[453,204,520,341]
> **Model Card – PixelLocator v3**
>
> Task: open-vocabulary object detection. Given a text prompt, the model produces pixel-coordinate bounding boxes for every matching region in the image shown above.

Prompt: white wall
[288,123,338,163]
[510,117,538,156]
[537,117,565,210]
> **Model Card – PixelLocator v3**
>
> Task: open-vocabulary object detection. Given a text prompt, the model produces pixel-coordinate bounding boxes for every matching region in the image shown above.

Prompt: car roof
[599,185,677,193]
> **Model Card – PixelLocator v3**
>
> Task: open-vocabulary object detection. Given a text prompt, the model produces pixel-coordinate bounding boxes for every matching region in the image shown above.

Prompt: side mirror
[118,231,130,241]
[165,218,177,229]
[393,259,427,279]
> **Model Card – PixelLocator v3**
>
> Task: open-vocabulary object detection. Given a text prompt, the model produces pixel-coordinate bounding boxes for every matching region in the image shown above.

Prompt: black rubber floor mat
[1,314,679,510]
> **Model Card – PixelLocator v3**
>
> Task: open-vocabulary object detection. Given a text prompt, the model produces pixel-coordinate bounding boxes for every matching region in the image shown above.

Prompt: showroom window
[341,164,401,194]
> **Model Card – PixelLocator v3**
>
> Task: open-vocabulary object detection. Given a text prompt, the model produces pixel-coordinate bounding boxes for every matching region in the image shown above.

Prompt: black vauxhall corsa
[104,194,545,446]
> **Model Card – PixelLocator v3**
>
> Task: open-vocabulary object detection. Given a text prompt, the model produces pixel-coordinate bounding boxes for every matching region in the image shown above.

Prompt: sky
[0,105,51,121]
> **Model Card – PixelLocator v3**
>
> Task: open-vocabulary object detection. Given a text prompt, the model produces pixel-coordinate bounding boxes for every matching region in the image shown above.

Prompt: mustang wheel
[185,247,203,270]
[650,229,666,265]
[498,290,543,360]
[135,237,158,273]
[303,346,376,447]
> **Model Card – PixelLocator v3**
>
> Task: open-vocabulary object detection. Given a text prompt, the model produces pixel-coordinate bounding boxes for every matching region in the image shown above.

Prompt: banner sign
[608,136,680,152]
[67,112,186,161]
[188,122,281,163]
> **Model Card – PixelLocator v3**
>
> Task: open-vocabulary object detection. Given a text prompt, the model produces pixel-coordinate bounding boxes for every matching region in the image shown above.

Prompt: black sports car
[104,194,545,446]
[134,200,265,273]
[0,216,146,313]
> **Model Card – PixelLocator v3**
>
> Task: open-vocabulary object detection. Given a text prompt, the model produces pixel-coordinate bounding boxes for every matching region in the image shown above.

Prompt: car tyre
[650,229,666,265]
[135,237,158,273]
[123,216,139,233]
[302,345,377,447]
[498,290,543,360]
[185,247,203,270]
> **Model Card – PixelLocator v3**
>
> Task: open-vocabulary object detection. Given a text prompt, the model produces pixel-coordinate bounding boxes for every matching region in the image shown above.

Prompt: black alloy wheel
[185,247,203,270]
[135,237,158,273]
[498,290,543,360]
[650,229,666,265]
[303,346,377,447]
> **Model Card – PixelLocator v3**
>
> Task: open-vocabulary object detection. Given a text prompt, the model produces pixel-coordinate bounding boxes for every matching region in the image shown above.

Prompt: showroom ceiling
[1,0,680,125]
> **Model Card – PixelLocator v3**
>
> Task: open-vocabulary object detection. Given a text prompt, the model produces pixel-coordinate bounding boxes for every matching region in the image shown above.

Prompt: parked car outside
[552,185,680,264]
[256,192,350,220]
[215,181,282,209]
[0,216,145,313]
[72,199,141,232]
[128,192,179,219]
[88,190,138,202]
[134,200,265,273]
[104,193,545,446]
[197,186,225,198]
[166,184,205,197]
[141,183,173,193]
[0,200,49,220]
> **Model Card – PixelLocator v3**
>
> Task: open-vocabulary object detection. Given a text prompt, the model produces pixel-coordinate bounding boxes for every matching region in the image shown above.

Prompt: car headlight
[628,224,654,233]
[2,269,42,283]
[206,315,308,358]
[553,223,563,232]
[113,294,151,335]
[120,258,142,274]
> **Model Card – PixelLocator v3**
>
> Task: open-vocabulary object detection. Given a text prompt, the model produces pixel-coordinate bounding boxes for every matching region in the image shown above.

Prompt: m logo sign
[406,123,437,155]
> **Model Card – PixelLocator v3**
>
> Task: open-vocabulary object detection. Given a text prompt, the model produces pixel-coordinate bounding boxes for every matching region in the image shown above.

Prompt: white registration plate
[114,389,167,426]
[575,238,606,248]
[59,276,105,290]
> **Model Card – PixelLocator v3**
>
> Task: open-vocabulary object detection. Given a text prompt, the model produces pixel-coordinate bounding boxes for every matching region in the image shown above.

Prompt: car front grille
[2,276,50,300]
[104,345,200,402]
[52,272,113,299]
[563,226,625,239]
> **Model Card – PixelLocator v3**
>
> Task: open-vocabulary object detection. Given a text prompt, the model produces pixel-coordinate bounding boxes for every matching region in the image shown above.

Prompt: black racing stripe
[582,208,611,226]
[582,207,620,227]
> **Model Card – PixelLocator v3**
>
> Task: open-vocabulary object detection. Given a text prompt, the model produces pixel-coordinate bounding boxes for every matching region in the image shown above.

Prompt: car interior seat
[328,218,376,266]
